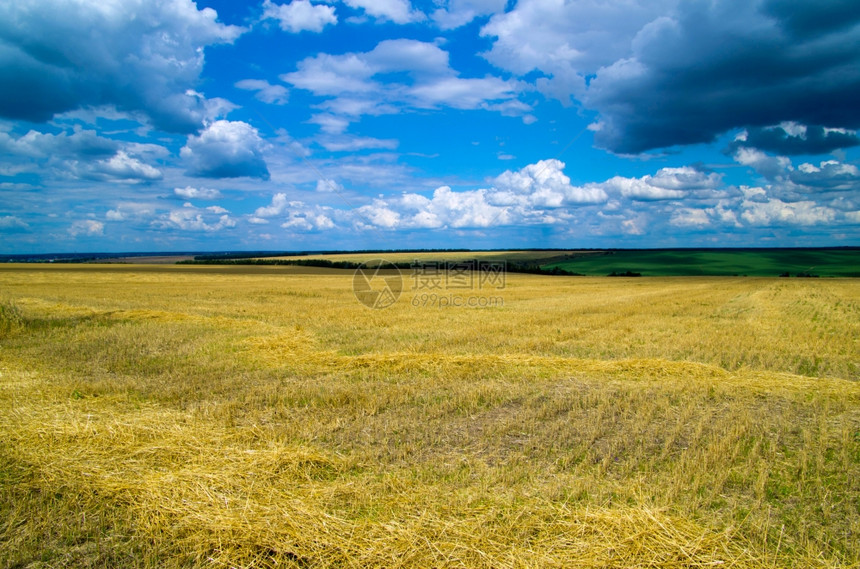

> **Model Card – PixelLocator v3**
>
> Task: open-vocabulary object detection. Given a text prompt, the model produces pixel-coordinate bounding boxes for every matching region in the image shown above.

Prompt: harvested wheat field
[0,263,858,568]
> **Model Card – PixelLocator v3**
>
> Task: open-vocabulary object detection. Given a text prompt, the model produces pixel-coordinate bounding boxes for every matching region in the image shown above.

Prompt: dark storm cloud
[763,0,860,38]
[0,0,242,133]
[585,0,860,154]
[727,124,860,155]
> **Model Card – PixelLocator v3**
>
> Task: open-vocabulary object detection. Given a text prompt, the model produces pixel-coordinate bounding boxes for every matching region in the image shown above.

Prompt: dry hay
[0,369,768,568]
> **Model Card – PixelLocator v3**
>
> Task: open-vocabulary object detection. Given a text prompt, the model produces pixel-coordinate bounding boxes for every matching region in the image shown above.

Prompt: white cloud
[432,0,507,29]
[492,159,608,206]
[181,120,269,179]
[283,53,377,97]
[741,198,836,226]
[156,203,236,232]
[262,0,337,33]
[309,114,351,135]
[283,39,451,97]
[707,201,742,227]
[105,203,155,223]
[319,136,399,152]
[604,167,722,201]
[0,127,117,159]
[234,79,289,105]
[273,201,339,231]
[87,151,162,182]
[418,186,506,228]
[68,219,104,236]
[343,0,424,23]
[316,179,343,193]
[0,127,165,183]
[174,186,222,200]
[356,200,402,228]
[0,216,29,230]
[254,193,289,217]
[734,147,793,180]
[351,159,606,231]
[315,214,335,230]
[480,0,671,100]
[0,0,244,132]
[282,39,528,121]
[607,177,685,201]
[791,160,860,191]
[621,217,646,235]
[409,76,521,110]
[732,148,860,200]
[282,212,335,231]
[670,208,710,227]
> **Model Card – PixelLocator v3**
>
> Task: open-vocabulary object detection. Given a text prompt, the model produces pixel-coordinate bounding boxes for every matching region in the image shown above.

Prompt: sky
[1,0,859,254]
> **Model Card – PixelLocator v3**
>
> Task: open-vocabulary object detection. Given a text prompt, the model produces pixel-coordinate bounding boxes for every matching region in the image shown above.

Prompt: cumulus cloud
[356,200,403,228]
[155,203,236,232]
[0,127,117,159]
[349,159,606,231]
[602,167,724,201]
[0,0,243,133]
[174,186,222,200]
[282,39,527,123]
[407,187,508,228]
[316,178,344,193]
[85,151,163,183]
[732,144,860,199]
[432,0,507,29]
[255,193,290,218]
[209,156,859,239]
[481,0,672,100]
[181,120,269,179]
[261,161,605,233]
[250,194,338,230]
[339,155,860,235]
[582,0,860,153]
[0,216,29,231]
[670,208,710,227]
[0,126,165,183]
[235,79,289,105]
[790,161,860,191]
[741,197,837,226]
[492,159,608,206]
[481,0,860,154]
[262,0,337,33]
[105,202,156,222]
[281,208,336,231]
[68,219,104,236]
[342,0,424,24]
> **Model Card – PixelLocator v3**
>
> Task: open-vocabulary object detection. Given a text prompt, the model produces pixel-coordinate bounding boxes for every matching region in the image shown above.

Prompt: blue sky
[1,0,859,253]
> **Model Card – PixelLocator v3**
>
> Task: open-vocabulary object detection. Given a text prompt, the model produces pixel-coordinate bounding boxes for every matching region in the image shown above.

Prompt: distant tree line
[178,257,585,276]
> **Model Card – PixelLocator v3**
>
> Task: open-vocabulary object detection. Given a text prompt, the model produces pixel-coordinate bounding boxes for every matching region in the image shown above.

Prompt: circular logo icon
[352,259,403,309]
